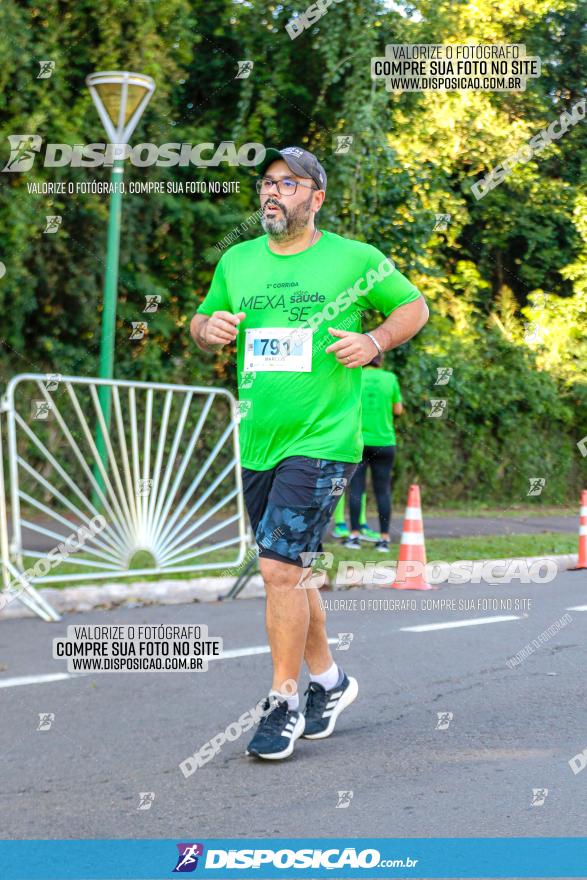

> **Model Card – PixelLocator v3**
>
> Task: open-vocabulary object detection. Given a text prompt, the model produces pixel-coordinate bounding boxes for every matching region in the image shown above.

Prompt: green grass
[22,532,577,591]
[333,532,576,564]
[20,546,244,589]
[431,533,577,559]
[423,504,577,519]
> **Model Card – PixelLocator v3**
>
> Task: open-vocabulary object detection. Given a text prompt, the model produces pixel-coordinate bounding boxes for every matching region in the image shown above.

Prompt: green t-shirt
[361,367,402,446]
[197,230,421,470]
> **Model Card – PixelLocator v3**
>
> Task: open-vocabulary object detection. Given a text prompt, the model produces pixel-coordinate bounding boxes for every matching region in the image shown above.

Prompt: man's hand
[325,296,429,367]
[204,310,246,345]
[325,329,378,368]
[190,311,246,352]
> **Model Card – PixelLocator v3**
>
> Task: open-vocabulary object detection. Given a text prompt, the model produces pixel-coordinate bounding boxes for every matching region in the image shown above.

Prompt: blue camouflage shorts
[241,455,358,567]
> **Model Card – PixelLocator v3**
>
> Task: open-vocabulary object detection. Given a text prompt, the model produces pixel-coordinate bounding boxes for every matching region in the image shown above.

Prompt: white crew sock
[310,661,340,691]
[269,688,299,712]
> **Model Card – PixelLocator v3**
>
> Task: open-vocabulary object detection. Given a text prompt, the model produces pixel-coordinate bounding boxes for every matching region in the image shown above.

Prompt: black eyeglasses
[256,177,318,196]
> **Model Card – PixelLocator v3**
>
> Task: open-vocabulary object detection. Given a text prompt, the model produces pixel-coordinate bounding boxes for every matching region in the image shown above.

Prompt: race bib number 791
[244,327,313,372]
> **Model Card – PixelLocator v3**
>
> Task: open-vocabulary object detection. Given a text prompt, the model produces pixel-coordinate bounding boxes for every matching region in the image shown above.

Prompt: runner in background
[332,492,381,542]
[344,354,403,553]
[332,493,378,541]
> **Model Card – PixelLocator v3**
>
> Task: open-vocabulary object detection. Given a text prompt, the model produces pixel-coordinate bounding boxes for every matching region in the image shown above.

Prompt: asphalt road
[388,514,577,540]
[0,572,586,841]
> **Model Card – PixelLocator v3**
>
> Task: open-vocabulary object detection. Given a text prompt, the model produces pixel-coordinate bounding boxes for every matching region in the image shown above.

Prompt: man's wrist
[198,317,215,352]
[364,331,383,355]
[200,317,224,353]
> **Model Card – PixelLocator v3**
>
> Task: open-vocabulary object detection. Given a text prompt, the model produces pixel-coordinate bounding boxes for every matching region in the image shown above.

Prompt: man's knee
[260,556,306,590]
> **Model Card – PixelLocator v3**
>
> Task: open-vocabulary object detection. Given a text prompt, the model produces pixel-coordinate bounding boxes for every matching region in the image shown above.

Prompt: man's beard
[261,192,314,241]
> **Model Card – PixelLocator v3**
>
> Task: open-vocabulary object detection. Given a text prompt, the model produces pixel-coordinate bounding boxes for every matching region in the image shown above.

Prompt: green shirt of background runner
[361,367,402,446]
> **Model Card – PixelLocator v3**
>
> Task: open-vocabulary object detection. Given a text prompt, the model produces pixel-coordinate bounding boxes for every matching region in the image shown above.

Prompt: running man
[190,146,428,760]
[345,354,403,553]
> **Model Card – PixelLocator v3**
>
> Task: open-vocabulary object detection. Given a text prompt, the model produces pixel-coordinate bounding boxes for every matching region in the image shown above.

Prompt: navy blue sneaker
[246,697,305,760]
[302,672,358,739]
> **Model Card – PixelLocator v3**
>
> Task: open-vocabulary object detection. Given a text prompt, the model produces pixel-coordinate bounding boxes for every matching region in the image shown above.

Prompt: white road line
[0,639,339,689]
[0,672,86,689]
[208,637,338,662]
[400,615,520,633]
[566,604,587,611]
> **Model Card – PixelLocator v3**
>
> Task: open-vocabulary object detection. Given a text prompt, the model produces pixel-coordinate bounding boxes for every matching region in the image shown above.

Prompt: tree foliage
[0,0,585,502]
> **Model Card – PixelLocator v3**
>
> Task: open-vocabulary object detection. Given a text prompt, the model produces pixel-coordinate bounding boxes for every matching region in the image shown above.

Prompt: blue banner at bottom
[0,838,586,879]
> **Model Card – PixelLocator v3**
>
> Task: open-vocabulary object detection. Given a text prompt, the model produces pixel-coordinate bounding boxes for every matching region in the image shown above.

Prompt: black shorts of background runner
[242,455,357,567]
[348,445,396,534]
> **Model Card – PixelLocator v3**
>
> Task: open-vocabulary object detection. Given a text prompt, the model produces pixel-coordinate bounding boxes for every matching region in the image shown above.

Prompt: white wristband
[364,332,383,355]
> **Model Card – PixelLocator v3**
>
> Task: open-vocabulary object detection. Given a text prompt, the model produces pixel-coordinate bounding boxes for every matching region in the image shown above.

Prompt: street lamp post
[85,71,155,499]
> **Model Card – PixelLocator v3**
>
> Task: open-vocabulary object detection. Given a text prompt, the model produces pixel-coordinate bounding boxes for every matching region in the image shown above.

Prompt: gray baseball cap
[257,146,327,191]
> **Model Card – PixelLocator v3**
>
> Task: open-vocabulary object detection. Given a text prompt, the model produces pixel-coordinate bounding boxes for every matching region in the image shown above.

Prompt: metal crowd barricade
[0,374,248,621]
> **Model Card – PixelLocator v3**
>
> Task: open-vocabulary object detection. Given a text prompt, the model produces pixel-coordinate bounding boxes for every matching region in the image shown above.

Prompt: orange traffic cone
[571,490,587,570]
[389,484,434,590]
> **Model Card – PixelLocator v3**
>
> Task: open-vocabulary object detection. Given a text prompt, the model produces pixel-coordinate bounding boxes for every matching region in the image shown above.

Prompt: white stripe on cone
[400,532,424,545]
[404,506,422,519]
